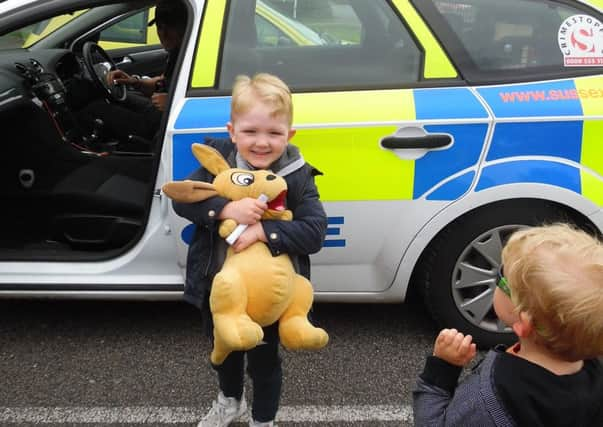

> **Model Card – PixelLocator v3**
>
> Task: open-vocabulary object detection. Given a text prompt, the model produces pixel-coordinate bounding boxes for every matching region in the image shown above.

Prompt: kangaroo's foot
[279,316,329,351]
[211,314,264,365]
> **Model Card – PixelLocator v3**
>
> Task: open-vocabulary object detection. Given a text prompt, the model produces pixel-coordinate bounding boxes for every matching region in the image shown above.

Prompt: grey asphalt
[0,298,440,426]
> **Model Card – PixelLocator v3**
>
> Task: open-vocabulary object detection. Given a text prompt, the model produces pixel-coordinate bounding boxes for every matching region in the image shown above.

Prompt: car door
[0,0,185,295]
[168,0,490,294]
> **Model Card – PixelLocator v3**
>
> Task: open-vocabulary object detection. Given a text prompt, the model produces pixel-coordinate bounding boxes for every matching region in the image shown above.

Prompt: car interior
[0,0,183,261]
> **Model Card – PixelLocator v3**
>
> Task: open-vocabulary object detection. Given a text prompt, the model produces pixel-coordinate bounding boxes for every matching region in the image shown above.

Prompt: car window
[0,10,88,49]
[0,26,35,49]
[2,7,157,51]
[219,0,421,90]
[255,14,297,47]
[99,9,149,45]
[255,1,330,47]
[433,0,589,71]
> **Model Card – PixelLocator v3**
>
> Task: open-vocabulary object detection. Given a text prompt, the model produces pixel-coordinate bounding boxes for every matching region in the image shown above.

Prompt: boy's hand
[231,222,266,253]
[220,198,267,224]
[433,328,477,367]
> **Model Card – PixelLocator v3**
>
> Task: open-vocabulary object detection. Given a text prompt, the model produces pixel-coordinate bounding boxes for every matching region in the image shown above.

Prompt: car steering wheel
[82,41,127,102]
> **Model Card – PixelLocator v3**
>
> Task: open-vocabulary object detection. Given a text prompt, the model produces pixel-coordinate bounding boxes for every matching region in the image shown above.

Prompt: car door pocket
[52,214,141,250]
[380,127,453,160]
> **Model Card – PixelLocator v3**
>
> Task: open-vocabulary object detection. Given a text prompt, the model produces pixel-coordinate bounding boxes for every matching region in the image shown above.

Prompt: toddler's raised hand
[433,328,477,367]
[220,197,267,225]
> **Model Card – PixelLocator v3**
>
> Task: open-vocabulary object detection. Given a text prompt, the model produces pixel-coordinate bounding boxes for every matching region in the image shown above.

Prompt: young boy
[171,73,327,427]
[413,223,603,427]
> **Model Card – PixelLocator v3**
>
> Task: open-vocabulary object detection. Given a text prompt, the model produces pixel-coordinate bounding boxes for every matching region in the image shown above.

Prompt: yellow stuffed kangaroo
[162,143,328,365]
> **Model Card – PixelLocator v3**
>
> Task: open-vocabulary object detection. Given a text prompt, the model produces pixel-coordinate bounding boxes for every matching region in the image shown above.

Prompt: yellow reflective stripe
[581,170,603,207]
[293,90,416,124]
[191,0,225,88]
[581,120,603,174]
[294,127,414,201]
[100,41,148,50]
[293,91,416,201]
[576,77,603,205]
[581,120,603,206]
[391,0,457,79]
[584,0,603,9]
[575,76,603,115]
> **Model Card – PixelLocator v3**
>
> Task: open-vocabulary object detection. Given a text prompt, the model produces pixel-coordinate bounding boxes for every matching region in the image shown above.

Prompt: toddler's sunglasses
[496,265,511,297]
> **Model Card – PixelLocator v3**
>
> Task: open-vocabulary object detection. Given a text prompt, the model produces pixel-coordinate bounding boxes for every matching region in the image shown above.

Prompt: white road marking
[0,405,413,424]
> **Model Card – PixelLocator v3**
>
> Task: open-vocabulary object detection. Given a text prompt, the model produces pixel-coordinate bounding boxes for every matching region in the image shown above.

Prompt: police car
[1,0,603,348]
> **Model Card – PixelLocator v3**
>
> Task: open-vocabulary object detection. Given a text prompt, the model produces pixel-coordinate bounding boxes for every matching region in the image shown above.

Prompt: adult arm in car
[106,69,167,110]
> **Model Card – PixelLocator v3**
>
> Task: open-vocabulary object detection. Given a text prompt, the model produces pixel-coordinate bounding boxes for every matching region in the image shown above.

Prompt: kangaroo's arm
[219,219,239,238]
[262,209,293,221]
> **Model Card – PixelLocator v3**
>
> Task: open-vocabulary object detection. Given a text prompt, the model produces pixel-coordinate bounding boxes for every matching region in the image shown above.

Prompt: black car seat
[2,103,153,257]
[50,153,154,251]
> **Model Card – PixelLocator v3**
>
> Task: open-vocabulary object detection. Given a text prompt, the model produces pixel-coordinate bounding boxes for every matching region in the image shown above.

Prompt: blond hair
[501,223,603,361]
[230,73,293,126]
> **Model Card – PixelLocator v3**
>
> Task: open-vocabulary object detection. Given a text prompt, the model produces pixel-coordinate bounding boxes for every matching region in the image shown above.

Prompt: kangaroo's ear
[192,143,231,175]
[162,180,219,203]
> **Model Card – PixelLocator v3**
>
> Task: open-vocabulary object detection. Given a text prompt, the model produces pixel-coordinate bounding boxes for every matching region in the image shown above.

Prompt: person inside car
[79,0,186,148]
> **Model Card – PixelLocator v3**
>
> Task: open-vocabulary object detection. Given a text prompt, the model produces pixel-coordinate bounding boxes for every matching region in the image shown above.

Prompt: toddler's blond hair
[501,223,603,361]
[231,73,293,126]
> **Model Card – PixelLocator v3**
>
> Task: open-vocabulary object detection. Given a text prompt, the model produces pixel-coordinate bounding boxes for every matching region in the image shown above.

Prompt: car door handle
[115,56,133,66]
[380,127,453,160]
[381,133,452,150]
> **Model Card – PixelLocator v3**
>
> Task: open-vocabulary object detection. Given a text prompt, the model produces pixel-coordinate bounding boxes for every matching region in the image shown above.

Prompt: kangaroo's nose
[266,174,277,181]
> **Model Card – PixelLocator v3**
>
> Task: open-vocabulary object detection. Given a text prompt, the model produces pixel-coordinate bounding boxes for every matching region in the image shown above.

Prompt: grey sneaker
[198,392,247,427]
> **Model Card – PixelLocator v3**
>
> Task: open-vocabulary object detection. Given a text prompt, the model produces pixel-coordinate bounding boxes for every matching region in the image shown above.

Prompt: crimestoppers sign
[558,14,603,66]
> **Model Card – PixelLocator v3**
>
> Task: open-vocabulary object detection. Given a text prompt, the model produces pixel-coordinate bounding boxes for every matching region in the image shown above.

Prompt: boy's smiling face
[228,101,296,170]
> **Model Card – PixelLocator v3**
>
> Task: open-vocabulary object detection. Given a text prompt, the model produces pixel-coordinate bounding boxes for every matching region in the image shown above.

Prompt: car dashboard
[0,48,91,116]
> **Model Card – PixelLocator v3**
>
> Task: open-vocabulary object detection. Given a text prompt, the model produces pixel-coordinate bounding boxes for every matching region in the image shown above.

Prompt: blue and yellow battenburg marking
[171,76,603,250]
[476,77,603,206]
[171,87,486,250]
[173,87,488,202]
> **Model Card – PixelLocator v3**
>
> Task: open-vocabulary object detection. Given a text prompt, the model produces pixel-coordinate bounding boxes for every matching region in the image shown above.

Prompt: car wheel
[416,199,581,348]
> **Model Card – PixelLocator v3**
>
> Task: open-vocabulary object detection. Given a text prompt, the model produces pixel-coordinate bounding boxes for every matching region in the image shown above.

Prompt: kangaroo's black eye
[231,172,254,186]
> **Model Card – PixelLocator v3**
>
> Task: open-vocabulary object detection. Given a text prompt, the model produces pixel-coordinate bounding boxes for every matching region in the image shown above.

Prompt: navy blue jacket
[172,138,327,312]
[413,346,603,426]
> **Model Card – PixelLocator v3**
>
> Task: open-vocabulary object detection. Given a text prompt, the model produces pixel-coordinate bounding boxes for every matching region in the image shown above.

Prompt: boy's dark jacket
[172,138,327,311]
[413,345,603,427]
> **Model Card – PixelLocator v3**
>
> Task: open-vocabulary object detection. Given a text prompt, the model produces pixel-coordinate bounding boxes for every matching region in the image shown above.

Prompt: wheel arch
[391,183,602,301]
